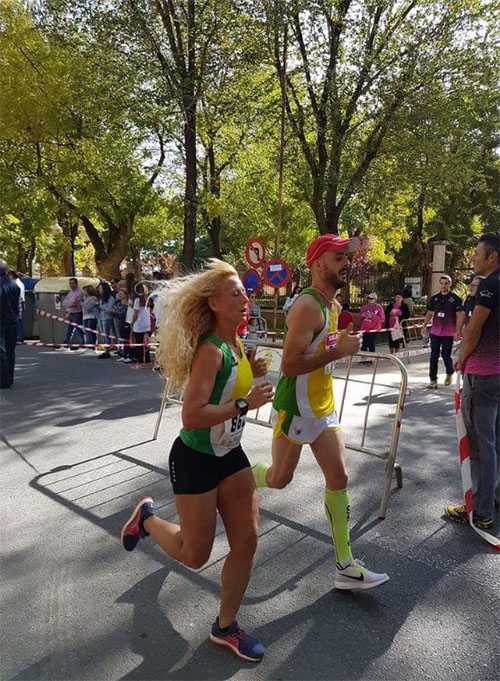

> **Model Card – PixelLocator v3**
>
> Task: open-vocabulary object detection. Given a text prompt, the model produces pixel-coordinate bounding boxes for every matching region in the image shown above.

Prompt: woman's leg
[143,488,218,568]
[100,319,112,355]
[216,467,259,627]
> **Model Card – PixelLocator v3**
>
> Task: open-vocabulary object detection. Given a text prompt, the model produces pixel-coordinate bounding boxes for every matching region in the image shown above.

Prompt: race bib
[437,311,445,318]
[217,414,246,449]
[324,331,338,375]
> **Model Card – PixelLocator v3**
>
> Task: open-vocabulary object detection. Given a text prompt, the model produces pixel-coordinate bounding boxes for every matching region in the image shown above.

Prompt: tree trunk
[95,223,130,279]
[183,103,197,269]
[57,209,74,275]
[27,237,36,277]
[208,216,222,258]
[206,140,222,258]
[16,243,28,274]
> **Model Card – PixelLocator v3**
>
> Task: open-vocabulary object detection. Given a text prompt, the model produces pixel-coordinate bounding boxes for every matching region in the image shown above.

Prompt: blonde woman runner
[121,260,273,662]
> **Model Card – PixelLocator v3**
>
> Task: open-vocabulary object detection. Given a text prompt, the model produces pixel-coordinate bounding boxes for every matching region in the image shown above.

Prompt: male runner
[252,234,389,590]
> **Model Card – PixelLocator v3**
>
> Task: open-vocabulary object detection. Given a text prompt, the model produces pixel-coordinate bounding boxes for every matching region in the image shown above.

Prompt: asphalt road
[1,346,499,681]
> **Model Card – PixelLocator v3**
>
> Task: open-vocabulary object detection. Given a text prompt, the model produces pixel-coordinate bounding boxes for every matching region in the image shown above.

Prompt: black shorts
[168,436,250,495]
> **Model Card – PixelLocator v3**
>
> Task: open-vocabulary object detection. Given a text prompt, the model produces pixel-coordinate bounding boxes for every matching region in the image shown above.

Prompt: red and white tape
[36,309,126,342]
[23,341,158,348]
[455,373,500,549]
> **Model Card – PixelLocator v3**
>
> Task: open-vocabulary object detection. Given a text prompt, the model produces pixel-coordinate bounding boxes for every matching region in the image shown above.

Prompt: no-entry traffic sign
[245,238,266,267]
[263,259,291,289]
[242,268,263,293]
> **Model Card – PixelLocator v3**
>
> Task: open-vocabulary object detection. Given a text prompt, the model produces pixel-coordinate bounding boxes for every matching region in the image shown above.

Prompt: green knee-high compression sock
[324,488,353,566]
[251,463,270,488]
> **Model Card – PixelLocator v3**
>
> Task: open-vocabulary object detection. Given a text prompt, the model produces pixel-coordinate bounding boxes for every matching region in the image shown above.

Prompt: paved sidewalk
[1,347,499,680]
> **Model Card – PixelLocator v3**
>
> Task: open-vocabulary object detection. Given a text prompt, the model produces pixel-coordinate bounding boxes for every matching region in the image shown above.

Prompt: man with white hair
[421,275,464,388]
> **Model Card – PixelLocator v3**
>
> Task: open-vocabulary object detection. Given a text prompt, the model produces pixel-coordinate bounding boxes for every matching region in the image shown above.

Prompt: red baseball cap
[305,234,360,268]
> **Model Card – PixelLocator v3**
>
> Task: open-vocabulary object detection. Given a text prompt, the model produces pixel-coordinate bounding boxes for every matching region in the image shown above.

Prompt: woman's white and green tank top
[180,334,253,457]
[273,288,339,418]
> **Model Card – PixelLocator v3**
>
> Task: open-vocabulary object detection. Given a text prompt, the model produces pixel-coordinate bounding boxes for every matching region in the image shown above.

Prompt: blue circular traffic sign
[242,268,263,293]
[263,259,291,289]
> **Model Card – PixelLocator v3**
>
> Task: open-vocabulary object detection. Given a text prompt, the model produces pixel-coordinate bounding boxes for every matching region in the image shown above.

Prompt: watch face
[236,398,249,412]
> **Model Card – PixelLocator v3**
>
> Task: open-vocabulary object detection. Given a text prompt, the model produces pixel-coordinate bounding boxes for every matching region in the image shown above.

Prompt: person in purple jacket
[359,292,385,355]
[421,275,464,388]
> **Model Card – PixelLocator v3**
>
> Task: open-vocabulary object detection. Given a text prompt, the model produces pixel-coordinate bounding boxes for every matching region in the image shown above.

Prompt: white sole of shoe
[334,574,390,590]
[209,634,262,662]
[120,497,153,548]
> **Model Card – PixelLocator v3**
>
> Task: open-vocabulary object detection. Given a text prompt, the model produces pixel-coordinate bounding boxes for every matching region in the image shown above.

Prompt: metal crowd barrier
[402,316,426,344]
[153,344,408,519]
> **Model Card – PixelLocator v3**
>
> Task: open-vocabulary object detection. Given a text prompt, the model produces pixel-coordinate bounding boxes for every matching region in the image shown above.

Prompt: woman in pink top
[385,293,410,353]
[359,293,385,353]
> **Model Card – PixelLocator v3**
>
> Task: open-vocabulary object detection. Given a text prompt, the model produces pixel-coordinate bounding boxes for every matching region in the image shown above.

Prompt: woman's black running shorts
[168,436,250,494]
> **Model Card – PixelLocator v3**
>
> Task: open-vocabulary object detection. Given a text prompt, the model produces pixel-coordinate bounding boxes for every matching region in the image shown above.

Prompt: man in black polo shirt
[0,260,21,389]
[421,275,464,388]
[446,232,500,529]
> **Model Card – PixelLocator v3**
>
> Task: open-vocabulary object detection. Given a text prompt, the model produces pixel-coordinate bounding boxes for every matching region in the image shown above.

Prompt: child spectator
[130,283,151,364]
[97,282,115,358]
[82,285,99,350]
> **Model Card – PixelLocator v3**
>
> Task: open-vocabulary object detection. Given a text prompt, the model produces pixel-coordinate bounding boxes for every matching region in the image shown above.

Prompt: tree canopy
[1,0,498,283]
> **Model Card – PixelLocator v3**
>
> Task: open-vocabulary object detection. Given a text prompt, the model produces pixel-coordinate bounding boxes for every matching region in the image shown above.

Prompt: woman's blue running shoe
[210,618,264,662]
[120,497,154,551]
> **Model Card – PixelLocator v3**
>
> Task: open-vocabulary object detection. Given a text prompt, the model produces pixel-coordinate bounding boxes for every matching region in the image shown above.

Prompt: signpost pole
[273,20,287,332]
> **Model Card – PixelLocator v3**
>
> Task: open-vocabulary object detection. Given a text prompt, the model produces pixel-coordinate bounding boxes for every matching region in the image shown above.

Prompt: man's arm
[454,310,466,340]
[421,310,434,338]
[281,296,361,378]
[455,305,491,371]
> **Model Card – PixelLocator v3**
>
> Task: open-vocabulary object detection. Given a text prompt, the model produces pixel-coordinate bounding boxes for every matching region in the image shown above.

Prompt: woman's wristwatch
[235,398,249,415]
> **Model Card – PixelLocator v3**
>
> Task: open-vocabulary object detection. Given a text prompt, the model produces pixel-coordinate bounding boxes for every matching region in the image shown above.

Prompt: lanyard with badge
[436,294,448,319]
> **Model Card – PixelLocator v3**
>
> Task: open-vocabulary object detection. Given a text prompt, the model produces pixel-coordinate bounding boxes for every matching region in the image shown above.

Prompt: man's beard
[326,270,348,289]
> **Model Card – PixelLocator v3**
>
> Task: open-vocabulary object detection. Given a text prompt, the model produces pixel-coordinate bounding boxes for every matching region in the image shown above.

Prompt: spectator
[458,276,483,336]
[147,297,157,334]
[446,232,500,530]
[236,303,249,338]
[338,302,353,331]
[81,285,99,351]
[123,273,136,363]
[385,293,410,354]
[97,282,115,359]
[283,284,303,315]
[150,271,169,330]
[60,277,84,350]
[247,290,265,336]
[130,283,151,364]
[111,289,129,358]
[359,292,385,354]
[110,277,124,346]
[402,286,415,318]
[421,275,464,388]
[1,260,20,389]
[9,271,25,343]
[115,289,132,364]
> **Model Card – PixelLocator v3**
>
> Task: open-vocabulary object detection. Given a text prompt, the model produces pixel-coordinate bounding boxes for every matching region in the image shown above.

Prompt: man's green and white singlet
[180,334,253,457]
[273,288,339,418]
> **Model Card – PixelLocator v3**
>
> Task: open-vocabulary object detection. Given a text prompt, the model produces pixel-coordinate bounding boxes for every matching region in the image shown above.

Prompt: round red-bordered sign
[241,268,263,294]
[245,238,266,267]
[263,259,291,289]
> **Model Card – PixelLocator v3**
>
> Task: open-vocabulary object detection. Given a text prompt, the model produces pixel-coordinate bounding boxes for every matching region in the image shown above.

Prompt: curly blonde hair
[155,259,238,391]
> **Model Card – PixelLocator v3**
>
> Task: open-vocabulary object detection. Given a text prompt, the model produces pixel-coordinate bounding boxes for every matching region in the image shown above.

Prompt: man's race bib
[437,311,445,318]
[324,331,338,375]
